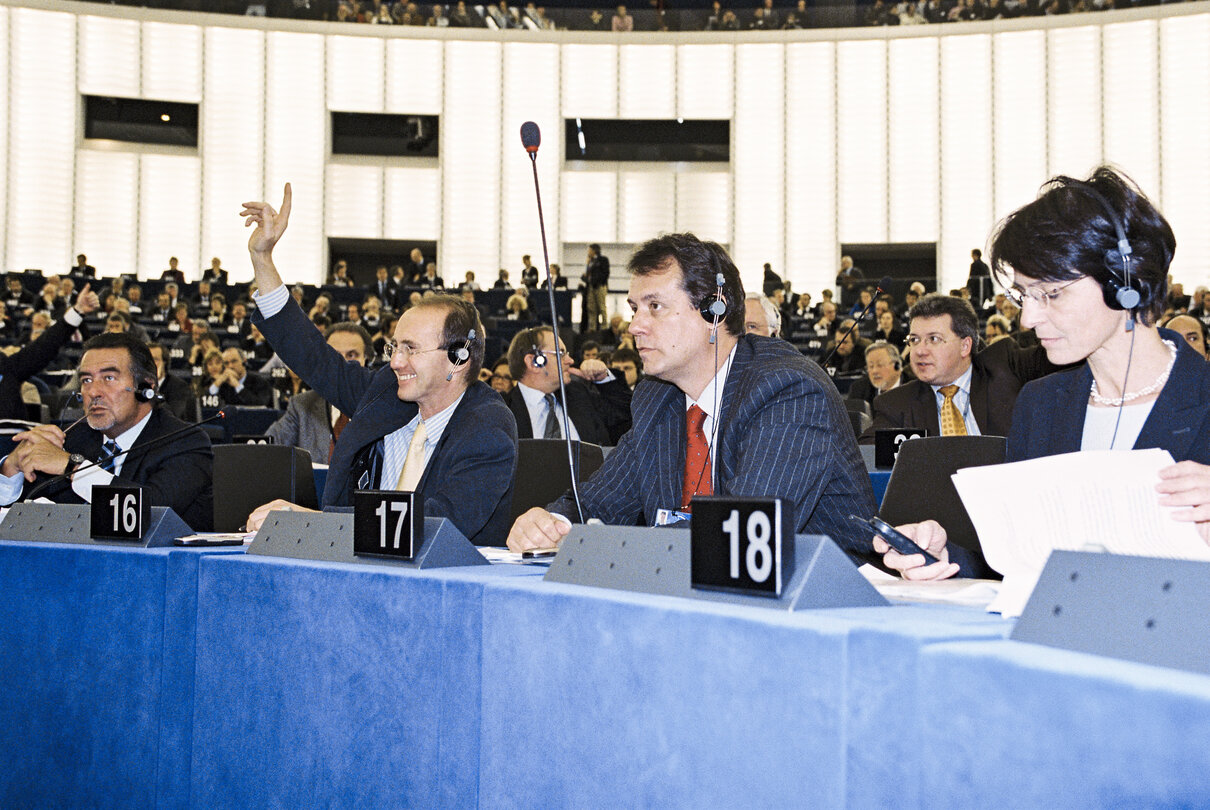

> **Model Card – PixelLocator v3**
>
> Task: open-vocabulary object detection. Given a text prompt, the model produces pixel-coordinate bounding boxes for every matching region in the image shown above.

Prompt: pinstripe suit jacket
[549,334,878,558]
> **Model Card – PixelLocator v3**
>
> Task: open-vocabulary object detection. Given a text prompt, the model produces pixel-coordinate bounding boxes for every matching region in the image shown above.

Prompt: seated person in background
[812,301,839,339]
[207,347,275,408]
[180,321,214,363]
[5,275,34,312]
[1160,313,1208,360]
[327,259,355,287]
[493,269,513,290]
[160,257,186,284]
[459,271,481,292]
[609,347,642,390]
[822,321,868,376]
[207,293,230,327]
[202,256,229,285]
[148,343,198,423]
[874,308,906,347]
[21,311,52,344]
[507,232,877,558]
[504,293,533,321]
[196,349,226,400]
[227,300,253,344]
[167,303,192,335]
[488,356,514,394]
[0,332,213,529]
[418,262,444,290]
[861,293,1061,443]
[240,185,518,545]
[71,254,97,278]
[192,280,214,315]
[104,311,150,344]
[540,263,567,289]
[149,293,173,323]
[877,166,1210,579]
[743,292,781,338]
[501,326,633,447]
[265,322,373,464]
[0,285,100,419]
[983,313,1014,345]
[579,340,601,362]
[846,341,904,405]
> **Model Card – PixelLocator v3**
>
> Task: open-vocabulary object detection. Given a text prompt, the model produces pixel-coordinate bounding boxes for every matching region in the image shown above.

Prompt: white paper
[952,449,1210,617]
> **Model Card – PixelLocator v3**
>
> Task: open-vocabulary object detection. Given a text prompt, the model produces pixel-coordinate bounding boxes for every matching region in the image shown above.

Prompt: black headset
[698,272,729,344]
[131,382,159,403]
[1070,181,1143,316]
[445,328,476,381]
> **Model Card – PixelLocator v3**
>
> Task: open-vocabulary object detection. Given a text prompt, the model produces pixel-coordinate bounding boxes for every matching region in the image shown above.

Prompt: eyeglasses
[1004,278,1081,308]
[382,341,444,361]
[904,334,957,348]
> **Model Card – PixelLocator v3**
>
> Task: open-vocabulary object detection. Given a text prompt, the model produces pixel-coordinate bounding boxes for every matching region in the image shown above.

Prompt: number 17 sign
[353,490,424,561]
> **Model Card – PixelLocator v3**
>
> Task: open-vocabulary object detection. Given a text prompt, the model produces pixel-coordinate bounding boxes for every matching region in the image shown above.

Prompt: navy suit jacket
[20,407,214,531]
[1007,329,1210,465]
[549,334,877,559]
[254,297,518,546]
[0,314,85,420]
[502,378,632,447]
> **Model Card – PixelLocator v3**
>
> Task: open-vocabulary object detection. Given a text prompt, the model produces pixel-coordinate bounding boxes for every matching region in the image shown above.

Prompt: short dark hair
[908,293,979,344]
[81,332,158,395]
[610,346,642,370]
[989,166,1175,326]
[412,294,486,383]
[628,233,745,338]
[325,321,374,360]
[508,325,554,380]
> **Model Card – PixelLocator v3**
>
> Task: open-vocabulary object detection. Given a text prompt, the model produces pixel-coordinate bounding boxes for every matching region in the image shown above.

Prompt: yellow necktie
[396,421,428,491]
[939,384,967,436]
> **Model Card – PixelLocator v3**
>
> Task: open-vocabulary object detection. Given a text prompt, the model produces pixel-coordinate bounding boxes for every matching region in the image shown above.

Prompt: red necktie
[681,404,713,511]
[328,412,350,463]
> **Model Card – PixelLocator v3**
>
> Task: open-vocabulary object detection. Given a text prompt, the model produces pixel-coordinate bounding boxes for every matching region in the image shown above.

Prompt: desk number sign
[690,496,793,598]
[874,428,927,469]
[353,490,423,560]
[90,485,150,541]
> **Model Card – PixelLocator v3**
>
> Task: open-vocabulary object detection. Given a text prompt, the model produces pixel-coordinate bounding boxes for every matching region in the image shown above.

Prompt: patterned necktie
[395,421,428,492]
[101,439,121,473]
[681,405,714,511]
[939,384,968,436]
[543,393,562,439]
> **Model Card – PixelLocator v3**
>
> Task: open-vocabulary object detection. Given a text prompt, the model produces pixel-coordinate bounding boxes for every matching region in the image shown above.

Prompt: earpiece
[699,272,728,344]
[445,329,476,381]
[128,383,159,403]
[1071,182,1143,321]
[530,343,548,369]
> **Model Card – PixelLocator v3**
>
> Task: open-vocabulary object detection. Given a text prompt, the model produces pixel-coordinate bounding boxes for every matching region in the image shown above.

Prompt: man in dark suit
[241,184,518,545]
[148,343,198,423]
[264,323,373,463]
[0,332,213,530]
[202,257,229,285]
[206,347,275,408]
[860,294,1059,443]
[502,326,632,447]
[369,265,400,311]
[507,233,877,558]
[0,284,99,419]
[71,254,97,278]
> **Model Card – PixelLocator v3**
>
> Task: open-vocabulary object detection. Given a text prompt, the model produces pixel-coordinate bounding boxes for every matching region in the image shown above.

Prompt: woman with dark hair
[879,166,1210,579]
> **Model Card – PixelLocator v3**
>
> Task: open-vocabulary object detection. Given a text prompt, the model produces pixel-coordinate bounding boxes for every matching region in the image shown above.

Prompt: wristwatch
[63,453,86,478]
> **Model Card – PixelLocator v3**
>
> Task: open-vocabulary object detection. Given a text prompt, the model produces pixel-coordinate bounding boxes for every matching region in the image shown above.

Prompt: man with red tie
[506,233,876,559]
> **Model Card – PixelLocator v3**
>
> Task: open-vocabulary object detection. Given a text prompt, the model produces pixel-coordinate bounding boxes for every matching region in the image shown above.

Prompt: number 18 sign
[689,496,794,598]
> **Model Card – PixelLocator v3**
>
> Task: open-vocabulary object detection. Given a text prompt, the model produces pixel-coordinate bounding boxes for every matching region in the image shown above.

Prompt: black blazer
[254,296,518,546]
[0,314,85,420]
[20,407,213,530]
[218,373,275,408]
[502,378,632,447]
[202,268,229,285]
[158,373,199,423]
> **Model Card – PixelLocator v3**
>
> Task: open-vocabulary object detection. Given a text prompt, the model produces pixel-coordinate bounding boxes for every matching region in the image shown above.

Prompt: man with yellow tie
[863,293,1059,441]
[240,185,518,545]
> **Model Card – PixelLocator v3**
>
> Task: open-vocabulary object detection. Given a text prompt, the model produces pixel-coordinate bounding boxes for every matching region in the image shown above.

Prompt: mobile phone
[849,514,940,565]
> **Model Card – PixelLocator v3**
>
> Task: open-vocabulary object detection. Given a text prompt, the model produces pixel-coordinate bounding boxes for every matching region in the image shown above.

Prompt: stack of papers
[952,448,1210,616]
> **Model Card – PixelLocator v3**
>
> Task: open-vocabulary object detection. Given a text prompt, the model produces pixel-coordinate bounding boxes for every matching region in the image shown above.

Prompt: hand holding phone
[849,514,941,565]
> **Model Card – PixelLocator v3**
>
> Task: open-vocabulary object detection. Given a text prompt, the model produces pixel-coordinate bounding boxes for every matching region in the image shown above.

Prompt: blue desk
[0,542,237,809]
[6,541,1210,807]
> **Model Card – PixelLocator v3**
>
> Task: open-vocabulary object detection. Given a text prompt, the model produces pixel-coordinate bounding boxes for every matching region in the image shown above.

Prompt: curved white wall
[2,0,1208,296]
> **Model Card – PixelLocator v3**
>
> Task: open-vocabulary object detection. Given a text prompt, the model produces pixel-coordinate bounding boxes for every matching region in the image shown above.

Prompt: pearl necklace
[1089,339,1177,407]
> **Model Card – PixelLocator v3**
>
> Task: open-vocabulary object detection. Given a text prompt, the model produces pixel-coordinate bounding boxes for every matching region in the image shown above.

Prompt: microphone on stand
[520,120,584,523]
[821,276,892,371]
[22,410,226,502]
